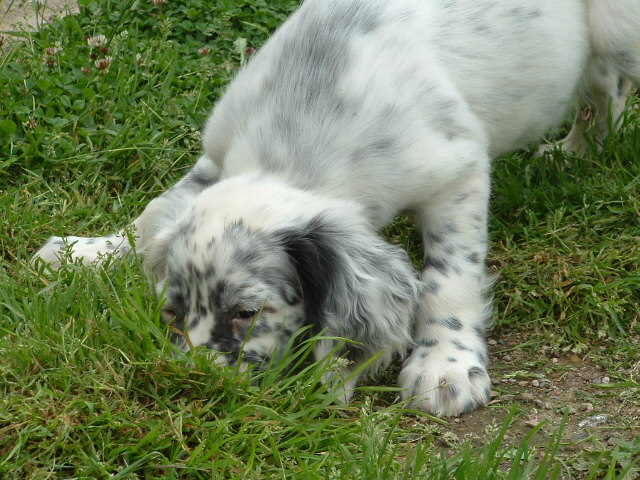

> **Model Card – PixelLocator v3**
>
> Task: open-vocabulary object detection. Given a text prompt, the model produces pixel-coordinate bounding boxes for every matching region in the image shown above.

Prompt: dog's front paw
[32,236,67,269]
[31,234,131,269]
[399,345,491,417]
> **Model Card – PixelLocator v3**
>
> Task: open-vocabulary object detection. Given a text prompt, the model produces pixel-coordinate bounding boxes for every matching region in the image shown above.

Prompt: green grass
[2,0,640,478]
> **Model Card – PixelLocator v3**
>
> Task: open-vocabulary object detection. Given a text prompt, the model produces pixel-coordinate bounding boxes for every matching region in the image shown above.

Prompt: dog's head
[145,176,418,368]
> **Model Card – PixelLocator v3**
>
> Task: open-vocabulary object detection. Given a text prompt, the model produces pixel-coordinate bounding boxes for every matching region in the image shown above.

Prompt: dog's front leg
[33,154,220,269]
[399,168,493,417]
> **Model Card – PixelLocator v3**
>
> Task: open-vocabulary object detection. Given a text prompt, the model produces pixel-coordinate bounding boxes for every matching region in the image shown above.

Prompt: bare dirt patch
[1,0,77,32]
[432,330,640,472]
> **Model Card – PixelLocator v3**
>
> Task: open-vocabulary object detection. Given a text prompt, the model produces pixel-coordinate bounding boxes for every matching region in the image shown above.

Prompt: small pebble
[508,378,517,384]
[490,390,499,399]
[518,380,528,387]
[601,376,610,384]
[580,403,594,413]
[503,354,513,362]
[578,414,609,428]
[539,379,551,388]
[493,378,501,385]
[543,402,553,410]
[531,379,540,387]
[488,339,498,346]
[525,409,539,427]
[607,436,617,446]
[551,358,559,364]
[520,392,535,403]
[568,406,577,415]
[572,432,590,442]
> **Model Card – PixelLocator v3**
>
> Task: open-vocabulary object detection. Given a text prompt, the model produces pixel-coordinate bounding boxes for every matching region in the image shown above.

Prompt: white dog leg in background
[32,154,220,271]
[538,59,634,156]
[32,232,133,270]
[539,0,640,156]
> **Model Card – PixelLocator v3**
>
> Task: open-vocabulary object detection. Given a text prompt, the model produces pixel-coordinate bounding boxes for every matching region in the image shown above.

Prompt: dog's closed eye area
[161,299,277,338]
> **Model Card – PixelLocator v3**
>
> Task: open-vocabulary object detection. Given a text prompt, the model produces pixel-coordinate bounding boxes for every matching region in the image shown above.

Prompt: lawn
[1,0,639,478]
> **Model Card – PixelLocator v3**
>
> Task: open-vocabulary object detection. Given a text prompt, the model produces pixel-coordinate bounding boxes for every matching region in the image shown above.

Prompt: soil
[424,330,640,470]
[1,0,77,33]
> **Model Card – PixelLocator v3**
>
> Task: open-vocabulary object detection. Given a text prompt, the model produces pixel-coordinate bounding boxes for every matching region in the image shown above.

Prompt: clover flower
[87,35,108,48]
[95,56,113,71]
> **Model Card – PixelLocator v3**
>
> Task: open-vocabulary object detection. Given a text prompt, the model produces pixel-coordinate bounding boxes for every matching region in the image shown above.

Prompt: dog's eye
[234,309,259,320]
[161,306,177,323]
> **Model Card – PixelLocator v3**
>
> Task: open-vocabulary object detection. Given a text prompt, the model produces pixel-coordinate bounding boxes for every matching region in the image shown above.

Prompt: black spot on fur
[188,169,217,189]
[444,221,458,234]
[425,232,443,244]
[442,317,463,330]
[461,400,477,415]
[424,280,441,294]
[468,366,487,380]
[423,255,449,273]
[418,338,439,348]
[477,350,489,366]
[466,252,481,264]
[483,387,491,402]
[617,76,627,97]
[473,325,486,338]
[232,247,260,267]
[211,280,227,310]
[450,339,472,352]
[438,377,459,401]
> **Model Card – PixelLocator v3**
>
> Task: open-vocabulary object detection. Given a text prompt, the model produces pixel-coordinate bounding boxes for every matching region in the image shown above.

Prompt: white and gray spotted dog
[35,0,640,416]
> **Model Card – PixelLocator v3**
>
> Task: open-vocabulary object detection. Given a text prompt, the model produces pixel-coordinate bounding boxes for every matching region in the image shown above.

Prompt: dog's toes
[399,347,491,417]
[535,142,556,158]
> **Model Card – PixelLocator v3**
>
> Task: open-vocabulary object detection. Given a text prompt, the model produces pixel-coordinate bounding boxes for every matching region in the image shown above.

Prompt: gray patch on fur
[442,316,463,330]
[450,339,472,352]
[468,366,487,380]
[418,338,439,347]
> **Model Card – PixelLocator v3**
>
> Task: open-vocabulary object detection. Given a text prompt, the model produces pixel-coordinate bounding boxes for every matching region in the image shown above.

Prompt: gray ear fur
[277,215,418,365]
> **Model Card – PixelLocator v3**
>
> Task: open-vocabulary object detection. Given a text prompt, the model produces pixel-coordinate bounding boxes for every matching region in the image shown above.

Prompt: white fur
[34,0,640,416]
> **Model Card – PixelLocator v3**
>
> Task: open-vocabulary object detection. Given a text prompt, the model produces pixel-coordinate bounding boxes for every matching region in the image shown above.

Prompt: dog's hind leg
[33,154,220,269]
[538,0,639,156]
[587,0,640,86]
[538,59,633,156]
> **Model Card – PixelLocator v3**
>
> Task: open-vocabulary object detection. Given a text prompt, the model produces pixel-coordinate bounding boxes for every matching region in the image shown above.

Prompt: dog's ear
[142,229,175,289]
[277,216,342,328]
[276,215,418,361]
